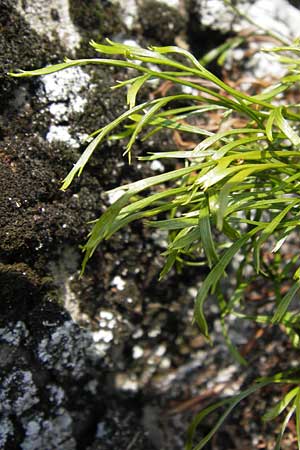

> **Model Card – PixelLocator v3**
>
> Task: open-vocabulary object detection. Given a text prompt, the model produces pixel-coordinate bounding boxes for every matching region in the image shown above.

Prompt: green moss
[69,0,124,57]
[69,0,103,30]
[0,262,42,319]
[0,0,63,107]
[138,0,186,45]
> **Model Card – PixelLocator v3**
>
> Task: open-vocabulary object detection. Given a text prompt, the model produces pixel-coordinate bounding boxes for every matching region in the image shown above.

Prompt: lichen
[37,321,93,378]
[0,321,29,346]
[0,370,39,416]
[21,410,76,450]
[0,416,14,448]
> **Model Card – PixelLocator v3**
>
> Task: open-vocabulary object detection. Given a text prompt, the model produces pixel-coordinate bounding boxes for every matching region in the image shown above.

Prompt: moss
[0,262,44,323]
[69,0,124,57]
[69,0,103,30]
[0,0,63,108]
[0,134,99,267]
[138,0,186,45]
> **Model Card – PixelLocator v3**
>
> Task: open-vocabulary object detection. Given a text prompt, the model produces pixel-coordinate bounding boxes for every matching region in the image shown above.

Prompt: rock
[117,0,186,42]
[190,0,300,80]
[195,0,300,38]
[15,0,81,51]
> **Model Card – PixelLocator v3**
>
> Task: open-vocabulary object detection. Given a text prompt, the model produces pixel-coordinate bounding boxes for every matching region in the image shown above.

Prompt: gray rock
[16,0,81,50]
[196,0,300,38]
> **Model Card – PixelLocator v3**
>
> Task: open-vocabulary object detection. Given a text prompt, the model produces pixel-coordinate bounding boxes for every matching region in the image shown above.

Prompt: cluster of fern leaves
[10,31,300,449]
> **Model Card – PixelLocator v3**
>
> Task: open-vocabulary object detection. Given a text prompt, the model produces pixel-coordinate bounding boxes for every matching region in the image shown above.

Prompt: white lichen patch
[198,0,234,32]
[0,321,29,346]
[16,0,81,50]
[0,417,14,448]
[49,103,68,121]
[38,67,91,148]
[49,248,90,325]
[244,45,286,80]
[159,357,171,369]
[21,409,76,450]
[212,364,237,384]
[40,68,89,108]
[99,311,114,321]
[46,125,79,147]
[1,370,39,416]
[84,379,98,395]
[198,0,300,38]
[132,328,144,339]
[244,0,300,38]
[96,421,108,438]
[90,341,110,357]
[155,344,166,357]
[47,385,65,406]
[37,321,92,378]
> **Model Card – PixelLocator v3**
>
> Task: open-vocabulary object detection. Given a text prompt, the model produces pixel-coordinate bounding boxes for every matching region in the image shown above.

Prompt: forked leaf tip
[8,70,24,77]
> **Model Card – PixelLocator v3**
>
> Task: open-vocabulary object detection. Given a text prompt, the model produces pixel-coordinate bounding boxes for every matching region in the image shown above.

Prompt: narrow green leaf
[8,59,81,76]
[274,106,300,146]
[212,136,265,160]
[187,381,269,450]
[220,317,247,366]
[127,74,150,108]
[61,100,151,190]
[266,108,276,141]
[169,226,201,250]
[185,398,232,450]
[199,204,218,267]
[194,226,262,338]
[147,217,199,230]
[193,128,264,154]
[159,250,178,279]
[274,406,296,450]
[81,162,204,273]
[254,199,299,272]
[262,386,299,422]
[272,279,300,324]
[253,83,289,101]
[217,167,257,230]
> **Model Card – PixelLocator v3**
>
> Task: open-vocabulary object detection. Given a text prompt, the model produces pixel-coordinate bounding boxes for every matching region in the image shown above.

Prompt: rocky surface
[2,0,300,449]
[195,0,300,37]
